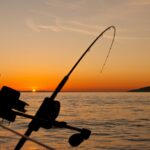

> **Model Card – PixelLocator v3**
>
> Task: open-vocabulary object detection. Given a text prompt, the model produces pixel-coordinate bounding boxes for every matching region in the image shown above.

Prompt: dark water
[0,92,150,150]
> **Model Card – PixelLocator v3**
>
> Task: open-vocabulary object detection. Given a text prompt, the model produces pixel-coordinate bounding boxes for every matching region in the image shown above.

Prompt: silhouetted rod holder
[0,86,28,122]
[15,26,116,149]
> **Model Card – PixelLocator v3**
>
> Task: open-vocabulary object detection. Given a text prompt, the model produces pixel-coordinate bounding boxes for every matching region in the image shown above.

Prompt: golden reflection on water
[0,92,150,149]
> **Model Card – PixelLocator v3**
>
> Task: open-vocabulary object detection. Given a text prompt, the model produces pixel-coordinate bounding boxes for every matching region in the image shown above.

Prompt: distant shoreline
[128,86,150,92]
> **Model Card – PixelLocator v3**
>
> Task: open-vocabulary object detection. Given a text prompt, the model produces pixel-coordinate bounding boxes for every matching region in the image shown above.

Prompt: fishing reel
[28,97,60,130]
[0,86,91,148]
[27,97,91,147]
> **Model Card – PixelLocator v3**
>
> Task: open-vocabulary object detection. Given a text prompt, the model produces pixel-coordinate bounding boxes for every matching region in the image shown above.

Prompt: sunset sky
[0,0,150,91]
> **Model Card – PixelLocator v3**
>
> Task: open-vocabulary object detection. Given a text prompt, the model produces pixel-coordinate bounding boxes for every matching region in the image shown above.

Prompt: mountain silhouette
[128,86,150,92]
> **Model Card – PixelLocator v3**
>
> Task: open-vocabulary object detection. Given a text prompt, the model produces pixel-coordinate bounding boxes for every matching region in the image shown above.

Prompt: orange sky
[0,0,150,92]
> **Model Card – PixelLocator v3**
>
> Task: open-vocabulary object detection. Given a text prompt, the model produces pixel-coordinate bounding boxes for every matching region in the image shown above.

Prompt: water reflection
[0,92,150,149]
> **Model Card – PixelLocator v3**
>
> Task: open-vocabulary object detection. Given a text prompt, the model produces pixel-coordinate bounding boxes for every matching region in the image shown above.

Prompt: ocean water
[0,92,150,150]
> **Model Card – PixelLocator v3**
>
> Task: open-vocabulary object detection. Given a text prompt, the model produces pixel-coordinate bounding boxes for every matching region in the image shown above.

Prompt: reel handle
[53,121,91,147]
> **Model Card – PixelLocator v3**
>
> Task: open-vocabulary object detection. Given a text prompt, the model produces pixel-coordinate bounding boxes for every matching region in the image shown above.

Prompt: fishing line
[100,26,116,73]
[0,124,55,150]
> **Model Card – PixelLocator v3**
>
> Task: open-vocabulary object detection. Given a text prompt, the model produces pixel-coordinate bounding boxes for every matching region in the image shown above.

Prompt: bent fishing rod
[15,25,116,150]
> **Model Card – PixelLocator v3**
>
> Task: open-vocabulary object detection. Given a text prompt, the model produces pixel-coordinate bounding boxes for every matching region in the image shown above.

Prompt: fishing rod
[14,25,116,149]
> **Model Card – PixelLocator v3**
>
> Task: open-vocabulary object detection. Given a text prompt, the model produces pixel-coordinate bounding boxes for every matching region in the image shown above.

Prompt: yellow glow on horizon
[32,89,36,92]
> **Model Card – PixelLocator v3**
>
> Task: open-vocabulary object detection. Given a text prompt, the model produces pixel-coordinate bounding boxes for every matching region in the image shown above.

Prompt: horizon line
[21,90,128,92]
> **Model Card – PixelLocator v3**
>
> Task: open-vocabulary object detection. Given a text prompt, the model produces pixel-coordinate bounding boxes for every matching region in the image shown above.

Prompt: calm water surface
[0,92,150,150]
